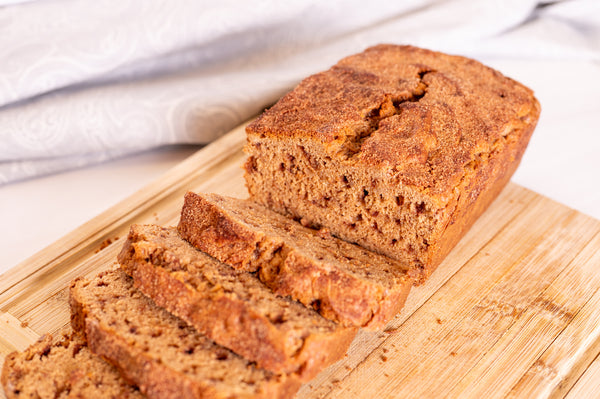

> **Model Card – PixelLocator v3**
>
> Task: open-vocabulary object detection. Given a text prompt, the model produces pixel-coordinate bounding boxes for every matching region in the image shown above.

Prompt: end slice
[1,327,142,399]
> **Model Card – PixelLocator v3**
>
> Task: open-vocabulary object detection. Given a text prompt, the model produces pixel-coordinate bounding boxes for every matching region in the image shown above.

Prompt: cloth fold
[0,0,598,184]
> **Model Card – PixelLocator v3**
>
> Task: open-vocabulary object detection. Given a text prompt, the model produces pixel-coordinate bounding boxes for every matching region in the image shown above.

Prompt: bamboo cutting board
[2,122,600,399]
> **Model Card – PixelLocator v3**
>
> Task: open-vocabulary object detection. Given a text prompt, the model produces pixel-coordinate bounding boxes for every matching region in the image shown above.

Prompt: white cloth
[0,0,598,184]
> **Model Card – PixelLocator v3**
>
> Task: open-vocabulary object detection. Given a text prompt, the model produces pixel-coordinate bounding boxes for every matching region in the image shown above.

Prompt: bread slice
[1,327,142,399]
[117,224,356,379]
[243,44,540,282]
[69,269,302,399]
[178,192,413,330]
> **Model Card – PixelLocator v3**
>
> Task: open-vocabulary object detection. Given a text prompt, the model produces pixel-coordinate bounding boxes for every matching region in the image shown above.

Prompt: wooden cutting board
[2,122,600,399]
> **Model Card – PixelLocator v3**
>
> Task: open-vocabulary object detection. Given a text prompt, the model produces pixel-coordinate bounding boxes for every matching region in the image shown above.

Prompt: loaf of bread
[244,44,540,282]
[178,192,414,329]
[70,269,302,399]
[1,327,142,398]
[118,224,356,379]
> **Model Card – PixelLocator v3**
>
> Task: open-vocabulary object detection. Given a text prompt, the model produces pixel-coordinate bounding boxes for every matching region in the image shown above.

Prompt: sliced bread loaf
[178,192,413,330]
[1,327,142,399]
[244,44,540,282]
[69,269,302,399]
[117,224,356,379]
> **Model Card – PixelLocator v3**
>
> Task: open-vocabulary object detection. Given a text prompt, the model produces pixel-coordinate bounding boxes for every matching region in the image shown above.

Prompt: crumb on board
[450,351,457,356]
[384,327,400,334]
[345,365,352,371]
[95,236,120,253]
[20,321,28,328]
[436,318,442,324]
[381,354,388,362]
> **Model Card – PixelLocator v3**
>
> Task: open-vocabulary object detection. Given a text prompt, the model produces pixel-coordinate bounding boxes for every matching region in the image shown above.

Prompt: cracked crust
[117,224,356,380]
[244,44,540,280]
[178,192,413,330]
[247,44,539,196]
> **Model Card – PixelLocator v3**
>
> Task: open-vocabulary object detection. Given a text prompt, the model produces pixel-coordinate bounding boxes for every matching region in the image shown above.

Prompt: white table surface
[1,58,599,276]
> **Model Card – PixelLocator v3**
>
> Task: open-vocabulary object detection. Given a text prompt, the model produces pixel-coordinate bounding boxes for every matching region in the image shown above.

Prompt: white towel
[0,0,597,184]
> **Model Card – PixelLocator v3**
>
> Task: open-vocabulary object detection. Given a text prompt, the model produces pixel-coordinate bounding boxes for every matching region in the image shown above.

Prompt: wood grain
[1,121,600,398]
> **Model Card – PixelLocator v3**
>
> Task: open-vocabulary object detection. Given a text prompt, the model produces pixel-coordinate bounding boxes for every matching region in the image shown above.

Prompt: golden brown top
[246,44,540,196]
